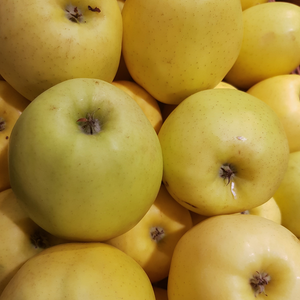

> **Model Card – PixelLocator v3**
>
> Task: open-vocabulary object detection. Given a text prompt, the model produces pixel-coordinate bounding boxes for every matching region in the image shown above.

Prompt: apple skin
[224,2,300,90]
[122,0,243,105]
[240,0,268,11]
[273,151,300,238]
[0,0,123,101]
[168,214,300,300]
[0,81,30,192]
[0,243,156,300]
[158,89,289,216]
[8,78,163,242]
[247,74,300,153]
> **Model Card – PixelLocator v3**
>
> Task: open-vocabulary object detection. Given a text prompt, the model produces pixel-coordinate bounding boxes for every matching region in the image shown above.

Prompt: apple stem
[150,226,165,242]
[0,117,5,131]
[77,108,101,135]
[250,271,271,297]
[219,163,236,185]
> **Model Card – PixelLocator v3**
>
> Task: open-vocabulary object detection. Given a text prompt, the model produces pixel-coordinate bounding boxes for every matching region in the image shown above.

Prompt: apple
[240,0,268,11]
[273,151,300,237]
[0,81,30,192]
[247,74,300,153]
[8,78,163,242]
[112,80,163,134]
[122,0,243,105]
[168,214,300,299]
[153,287,168,300]
[0,0,123,101]
[105,183,193,283]
[0,188,66,294]
[158,89,289,216]
[224,2,300,90]
[0,243,156,300]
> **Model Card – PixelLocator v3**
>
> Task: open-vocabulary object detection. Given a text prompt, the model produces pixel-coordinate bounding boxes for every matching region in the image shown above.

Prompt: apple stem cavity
[219,163,236,185]
[150,226,165,243]
[0,117,5,131]
[77,108,101,135]
[250,271,271,297]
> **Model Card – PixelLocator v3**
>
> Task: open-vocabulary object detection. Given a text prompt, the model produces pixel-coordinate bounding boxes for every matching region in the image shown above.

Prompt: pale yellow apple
[112,80,163,134]
[122,0,243,105]
[168,214,300,299]
[153,287,168,300]
[0,0,123,101]
[240,0,268,11]
[105,184,193,283]
[0,243,156,300]
[158,89,289,216]
[225,2,300,90]
[247,74,300,153]
[273,151,300,237]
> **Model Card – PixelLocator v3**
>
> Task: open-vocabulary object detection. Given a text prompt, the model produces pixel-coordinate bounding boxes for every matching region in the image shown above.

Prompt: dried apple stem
[77,109,101,135]
[150,226,165,242]
[219,163,236,185]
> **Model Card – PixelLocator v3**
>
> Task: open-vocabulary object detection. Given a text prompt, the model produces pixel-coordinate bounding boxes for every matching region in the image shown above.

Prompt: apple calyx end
[150,226,165,243]
[0,117,5,131]
[65,5,84,23]
[30,228,51,249]
[219,163,236,185]
[250,271,271,297]
[77,108,101,135]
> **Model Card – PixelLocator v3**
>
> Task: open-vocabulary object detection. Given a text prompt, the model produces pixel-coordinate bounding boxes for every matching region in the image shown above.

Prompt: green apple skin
[122,0,243,105]
[247,74,300,153]
[273,151,300,238]
[158,89,289,216]
[224,2,300,91]
[0,0,122,101]
[8,78,163,242]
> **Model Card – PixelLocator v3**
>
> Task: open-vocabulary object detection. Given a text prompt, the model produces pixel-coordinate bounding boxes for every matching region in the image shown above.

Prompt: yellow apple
[247,74,300,153]
[273,151,300,237]
[153,287,168,300]
[105,184,193,283]
[122,0,243,105]
[0,81,30,192]
[0,188,65,294]
[0,243,156,300]
[168,214,300,299]
[225,2,300,90]
[112,80,163,134]
[158,89,289,216]
[240,0,268,11]
[0,0,123,101]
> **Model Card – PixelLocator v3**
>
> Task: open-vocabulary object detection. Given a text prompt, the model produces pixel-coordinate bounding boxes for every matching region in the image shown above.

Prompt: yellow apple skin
[0,81,30,192]
[247,74,300,153]
[105,184,193,283]
[153,287,168,300]
[0,188,66,294]
[0,0,123,101]
[112,80,163,134]
[0,243,155,300]
[158,89,289,216]
[273,151,300,237]
[240,0,268,11]
[122,0,243,105]
[225,2,300,90]
[168,214,300,300]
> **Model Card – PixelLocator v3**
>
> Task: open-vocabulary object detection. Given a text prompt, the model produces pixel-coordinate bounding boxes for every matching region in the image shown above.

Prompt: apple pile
[1,0,300,299]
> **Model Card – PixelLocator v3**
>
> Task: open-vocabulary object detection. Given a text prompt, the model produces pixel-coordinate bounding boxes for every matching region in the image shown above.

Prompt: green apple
[224,2,300,90]
[247,74,300,153]
[158,89,289,216]
[8,78,163,242]
[273,151,300,238]
[0,0,123,101]
[122,0,243,105]
[168,214,300,299]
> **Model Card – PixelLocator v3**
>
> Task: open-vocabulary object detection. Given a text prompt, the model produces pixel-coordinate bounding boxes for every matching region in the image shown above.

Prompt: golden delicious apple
[105,183,193,283]
[0,243,156,300]
[153,287,168,300]
[247,74,300,153]
[168,214,300,299]
[240,0,268,11]
[0,0,123,101]
[225,2,300,90]
[122,0,243,105]
[158,89,289,216]
[273,151,300,237]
